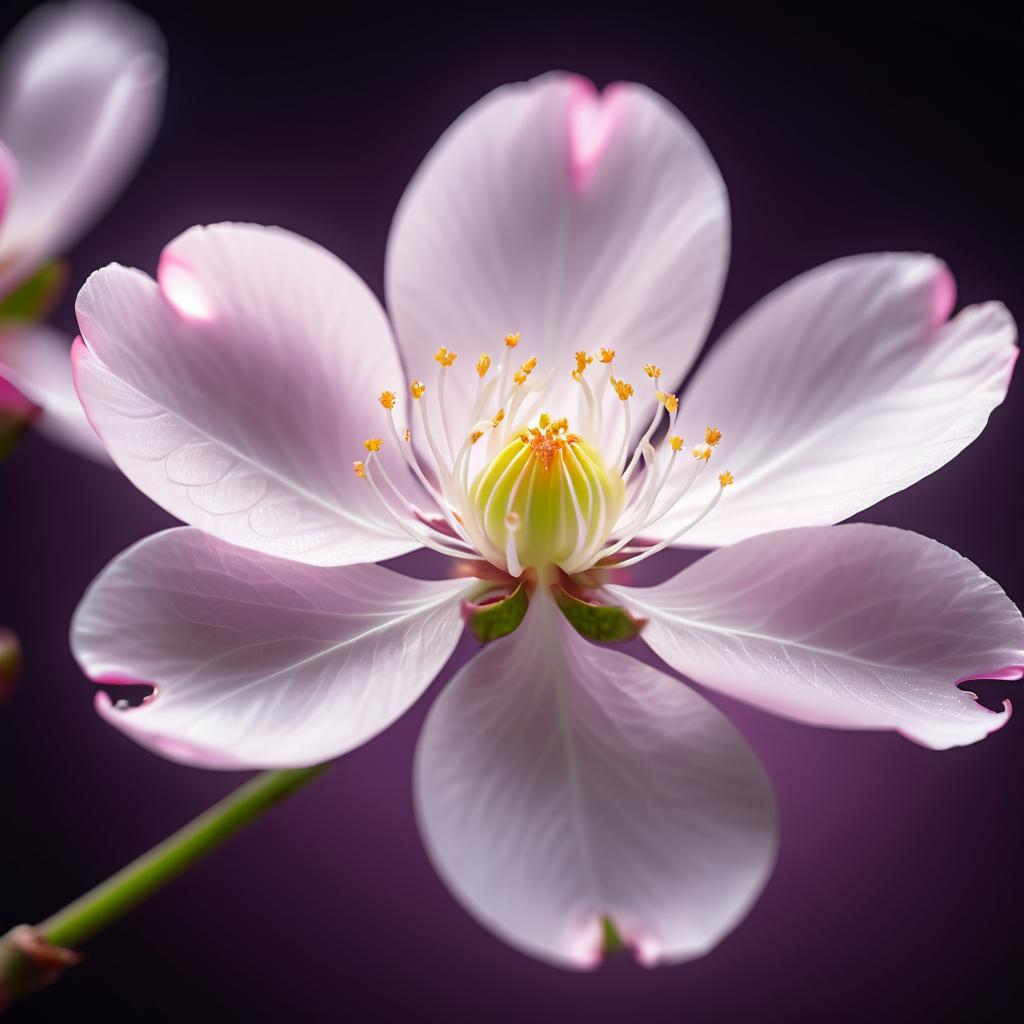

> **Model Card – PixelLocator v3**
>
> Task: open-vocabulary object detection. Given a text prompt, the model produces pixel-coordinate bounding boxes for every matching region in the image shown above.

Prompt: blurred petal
[74,223,422,566]
[609,524,1024,749]
[0,324,107,461]
[387,73,728,432]
[0,0,166,291]
[0,371,36,458]
[415,594,777,969]
[72,528,471,769]
[645,255,1017,547]
[0,139,13,229]
[0,626,20,702]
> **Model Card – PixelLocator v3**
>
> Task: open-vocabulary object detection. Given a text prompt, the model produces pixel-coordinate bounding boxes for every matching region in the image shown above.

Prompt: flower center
[469,417,626,574]
[351,334,734,579]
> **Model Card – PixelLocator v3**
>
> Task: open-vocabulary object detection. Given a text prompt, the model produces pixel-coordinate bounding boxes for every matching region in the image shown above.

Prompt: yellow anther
[492,408,505,426]
[719,470,734,487]
[476,354,492,377]
[574,351,594,375]
[378,390,396,410]
[513,356,537,386]
[598,347,616,364]
[410,380,426,400]
[692,444,712,463]
[705,426,722,447]
[552,417,569,434]
[611,376,634,401]
[353,461,367,478]
[505,332,521,349]
[434,347,457,367]
[643,363,661,379]
[539,412,551,429]
[669,435,684,452]
[363,438,383,453]
[663,393,679,414]
[402,427,411,443]
[470,429,485,444]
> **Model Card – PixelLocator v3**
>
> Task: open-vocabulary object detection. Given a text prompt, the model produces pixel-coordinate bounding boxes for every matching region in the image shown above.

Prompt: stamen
[353,461,366,478]
[360,454,482,560]
[623,374,677,483]
[513,356,538,386]
[572,350,594,382]
[598,347,615,364]
[410,380,426,400]
[434,351,458,461]
[705,426,722,447]
[505,332,521,349]
[669,435,684,452]
[379,391,396,410]
[381,403,451,523]
[613,474,731,568]
[693,444,712,463]
[363,438,383,452]
[476,354,491,377]
[610,376,634,472]
[611,377,634,401]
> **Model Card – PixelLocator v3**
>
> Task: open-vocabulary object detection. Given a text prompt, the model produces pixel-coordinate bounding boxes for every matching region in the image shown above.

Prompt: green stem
[37,763,331,949]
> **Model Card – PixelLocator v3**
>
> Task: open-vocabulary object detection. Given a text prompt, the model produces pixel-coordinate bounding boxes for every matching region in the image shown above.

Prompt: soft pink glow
[0,374,39,421]
[631,933,661,969]
[566,78,626,194]
[158,252,215,322]
[565,920,604,970]
[931,265,956,327]
[1004,346,1019,390]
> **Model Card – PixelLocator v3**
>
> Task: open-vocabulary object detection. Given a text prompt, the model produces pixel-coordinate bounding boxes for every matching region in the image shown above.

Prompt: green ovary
[469,431,625,572]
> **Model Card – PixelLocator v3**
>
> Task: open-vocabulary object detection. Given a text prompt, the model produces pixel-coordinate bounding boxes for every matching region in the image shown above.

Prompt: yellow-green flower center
[469,419,625,572]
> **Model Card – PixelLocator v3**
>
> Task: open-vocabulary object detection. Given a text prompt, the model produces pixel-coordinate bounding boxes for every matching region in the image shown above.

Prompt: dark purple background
[2,2,1023,1020]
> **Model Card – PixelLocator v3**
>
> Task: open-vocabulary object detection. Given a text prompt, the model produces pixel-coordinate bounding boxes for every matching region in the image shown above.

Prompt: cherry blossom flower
[0,0,166,461]
[68,74,1022,968]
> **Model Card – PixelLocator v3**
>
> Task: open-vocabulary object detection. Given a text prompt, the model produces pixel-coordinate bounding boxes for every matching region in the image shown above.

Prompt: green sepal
[0,260,68,326]
[553,585,646,644]
[601,915,626,957]
[463,581,529,644]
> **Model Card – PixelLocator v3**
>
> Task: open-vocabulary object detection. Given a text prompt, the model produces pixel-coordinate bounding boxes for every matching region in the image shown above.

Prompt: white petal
[386,73,728,431]
[0,0,166,290]
[74,223,421,566]
[0,325,107,461]
[415,593,777,969]
[71,528,471,768]
[609,524,1024,749]
[644,254,1017,547]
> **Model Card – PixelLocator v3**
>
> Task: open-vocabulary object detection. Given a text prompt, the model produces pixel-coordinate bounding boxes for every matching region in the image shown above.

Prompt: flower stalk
[0,763,331,1009]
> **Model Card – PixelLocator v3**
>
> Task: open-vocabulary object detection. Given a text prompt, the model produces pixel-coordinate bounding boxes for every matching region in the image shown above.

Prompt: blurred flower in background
[0,0,165,463]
